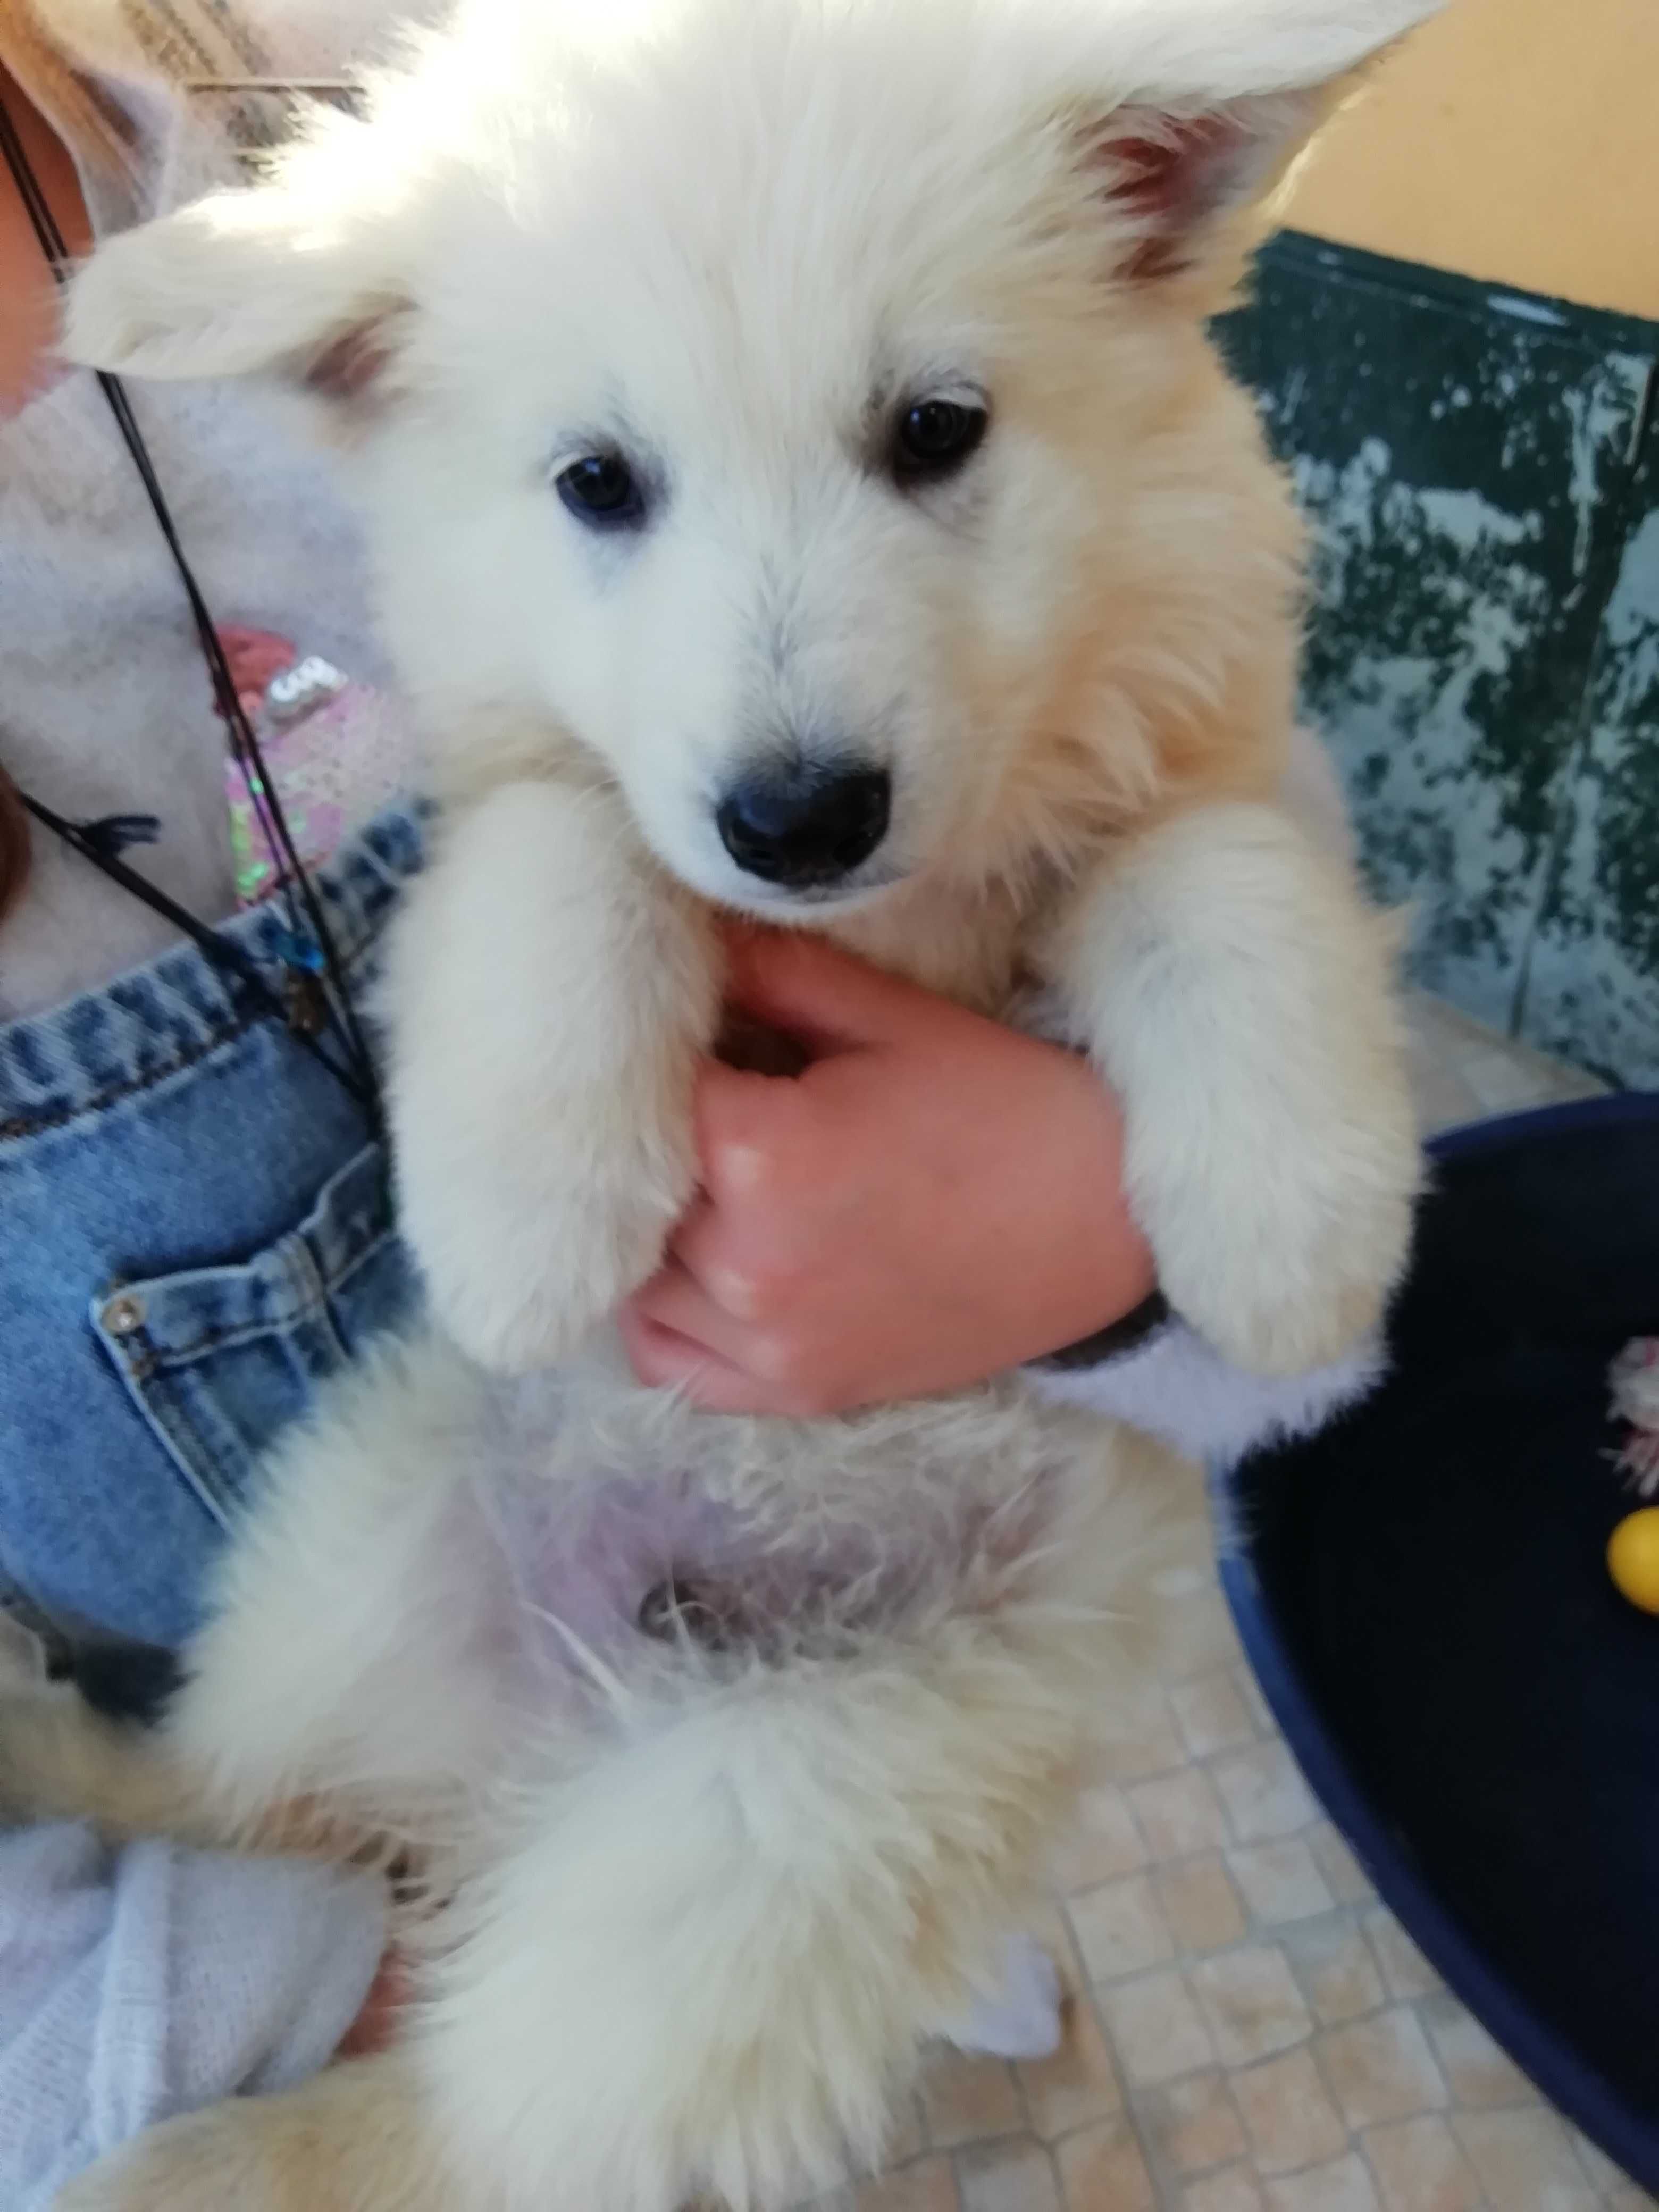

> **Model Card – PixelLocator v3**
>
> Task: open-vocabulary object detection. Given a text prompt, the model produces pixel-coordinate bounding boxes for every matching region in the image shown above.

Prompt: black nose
[715,763,891,888]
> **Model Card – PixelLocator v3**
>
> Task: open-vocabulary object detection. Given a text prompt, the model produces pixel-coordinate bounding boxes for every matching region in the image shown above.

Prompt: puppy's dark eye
[893,398,988,483]
[556,451,646,527]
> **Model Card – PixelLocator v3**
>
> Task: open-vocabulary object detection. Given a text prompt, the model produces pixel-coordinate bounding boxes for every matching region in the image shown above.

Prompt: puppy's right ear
[62,142,413,394]
[1045,0,1446,283]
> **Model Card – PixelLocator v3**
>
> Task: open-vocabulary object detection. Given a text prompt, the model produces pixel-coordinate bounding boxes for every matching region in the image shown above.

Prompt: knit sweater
[1,1820,388,2211]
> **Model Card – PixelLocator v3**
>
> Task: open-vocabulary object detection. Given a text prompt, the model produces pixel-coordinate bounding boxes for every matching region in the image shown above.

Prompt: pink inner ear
[304,316,397,404]
[1101,115,1254,280]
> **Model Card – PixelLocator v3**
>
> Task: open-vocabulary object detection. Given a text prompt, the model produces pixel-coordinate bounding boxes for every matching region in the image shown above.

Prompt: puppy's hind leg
[161,1331,510,1856]
[53,2050,460,2212]
[3,1334,496,1866]
[417,1609,1106,2212]
[0,1687,239,1849]
[0,1685,393,1867]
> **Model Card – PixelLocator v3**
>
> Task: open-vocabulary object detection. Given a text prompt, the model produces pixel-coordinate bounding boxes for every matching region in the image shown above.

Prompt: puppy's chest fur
[824,875,1043,1011]
[742,854,1071,1025]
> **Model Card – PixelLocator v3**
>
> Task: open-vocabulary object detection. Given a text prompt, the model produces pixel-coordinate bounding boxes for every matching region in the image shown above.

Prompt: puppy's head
[66,0,1439,915]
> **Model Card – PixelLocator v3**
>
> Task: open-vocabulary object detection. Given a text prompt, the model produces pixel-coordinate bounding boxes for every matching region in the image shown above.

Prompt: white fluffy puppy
[7,2,1437,2207]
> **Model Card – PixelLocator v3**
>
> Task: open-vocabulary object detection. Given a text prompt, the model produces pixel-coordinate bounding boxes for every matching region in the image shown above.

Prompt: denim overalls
[0,803,425,1653]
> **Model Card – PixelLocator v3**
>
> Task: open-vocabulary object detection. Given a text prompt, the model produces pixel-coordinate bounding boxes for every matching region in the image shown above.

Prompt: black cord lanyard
[0,89,383,1127]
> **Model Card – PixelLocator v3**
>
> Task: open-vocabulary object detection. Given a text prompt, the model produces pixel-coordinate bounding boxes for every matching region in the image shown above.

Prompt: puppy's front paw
[1057,803,1421,1382]
[380,780,723,1377]
[399,1088,698,1375]
[1137,1097,1420,1377]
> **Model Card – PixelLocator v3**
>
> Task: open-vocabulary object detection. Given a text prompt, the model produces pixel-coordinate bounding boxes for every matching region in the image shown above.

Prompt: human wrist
[1029,1287,1171,1371]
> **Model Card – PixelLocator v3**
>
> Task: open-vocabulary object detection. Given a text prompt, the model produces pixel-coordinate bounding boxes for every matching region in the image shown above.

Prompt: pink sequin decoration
[224,639,413,907]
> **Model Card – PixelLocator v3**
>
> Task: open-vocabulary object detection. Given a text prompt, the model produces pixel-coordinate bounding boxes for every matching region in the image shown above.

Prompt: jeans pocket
[90,1142,417,1526]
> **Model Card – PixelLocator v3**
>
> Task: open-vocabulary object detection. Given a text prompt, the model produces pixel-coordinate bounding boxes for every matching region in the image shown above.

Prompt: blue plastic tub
[1220,1092,1659,2188]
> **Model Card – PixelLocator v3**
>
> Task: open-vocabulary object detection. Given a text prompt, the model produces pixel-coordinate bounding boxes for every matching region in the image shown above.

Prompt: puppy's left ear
[61,105,418,399]
[1071,0,1446,280]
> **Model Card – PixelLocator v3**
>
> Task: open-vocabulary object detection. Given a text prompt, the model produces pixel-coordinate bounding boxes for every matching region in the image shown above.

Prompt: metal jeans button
[102,1293,147,1337]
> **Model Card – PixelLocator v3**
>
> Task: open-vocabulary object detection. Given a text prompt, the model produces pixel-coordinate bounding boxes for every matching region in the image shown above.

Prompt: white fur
[31,2,1444,2206]
[1045,802,1417,1376]
[383,783,720,1364]
[40,1339,1205,2212]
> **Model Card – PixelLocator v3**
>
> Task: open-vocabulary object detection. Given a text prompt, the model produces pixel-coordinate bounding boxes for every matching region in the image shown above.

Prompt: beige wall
[1279,0,1659,322]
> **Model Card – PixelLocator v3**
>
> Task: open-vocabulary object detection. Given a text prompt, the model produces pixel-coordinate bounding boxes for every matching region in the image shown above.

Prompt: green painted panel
[1526,494,1659,1085]
[1216,231,1658,1084]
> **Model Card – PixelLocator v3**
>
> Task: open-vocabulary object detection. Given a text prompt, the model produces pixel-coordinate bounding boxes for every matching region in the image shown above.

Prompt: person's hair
[2,3,127,933]
[0,0,134,186]
[0,763,29,926]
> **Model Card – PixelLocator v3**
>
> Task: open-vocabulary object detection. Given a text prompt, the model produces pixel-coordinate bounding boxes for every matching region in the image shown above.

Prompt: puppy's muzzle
[715,759,889,889]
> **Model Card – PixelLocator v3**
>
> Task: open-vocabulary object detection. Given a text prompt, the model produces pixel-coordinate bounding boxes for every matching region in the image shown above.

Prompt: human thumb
[719,923,921,1057]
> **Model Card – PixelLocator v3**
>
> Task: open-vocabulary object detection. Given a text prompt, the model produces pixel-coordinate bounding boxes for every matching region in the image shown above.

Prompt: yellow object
[1281,0,1659,320]
[1607,1511,1659,1615]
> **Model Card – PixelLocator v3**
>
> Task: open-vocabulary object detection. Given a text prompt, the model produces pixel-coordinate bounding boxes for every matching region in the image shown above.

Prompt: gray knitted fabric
[0,1820,386,2208]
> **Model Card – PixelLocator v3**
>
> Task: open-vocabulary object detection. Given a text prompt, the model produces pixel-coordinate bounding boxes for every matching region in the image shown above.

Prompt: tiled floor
[830,995,1636,2212]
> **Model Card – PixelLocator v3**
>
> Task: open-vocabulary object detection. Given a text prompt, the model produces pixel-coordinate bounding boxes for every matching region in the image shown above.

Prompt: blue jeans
[0,804,426,1653]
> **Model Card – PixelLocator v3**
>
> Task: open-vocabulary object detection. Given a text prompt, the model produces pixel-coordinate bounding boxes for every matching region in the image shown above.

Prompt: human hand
[618,928,1155,1415]
[335,1946,410,2060]
[0,63,91,420]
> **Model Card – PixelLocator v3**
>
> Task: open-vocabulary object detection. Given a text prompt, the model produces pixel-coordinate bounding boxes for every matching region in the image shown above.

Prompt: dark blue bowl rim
[1218,1087,1659,2190]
